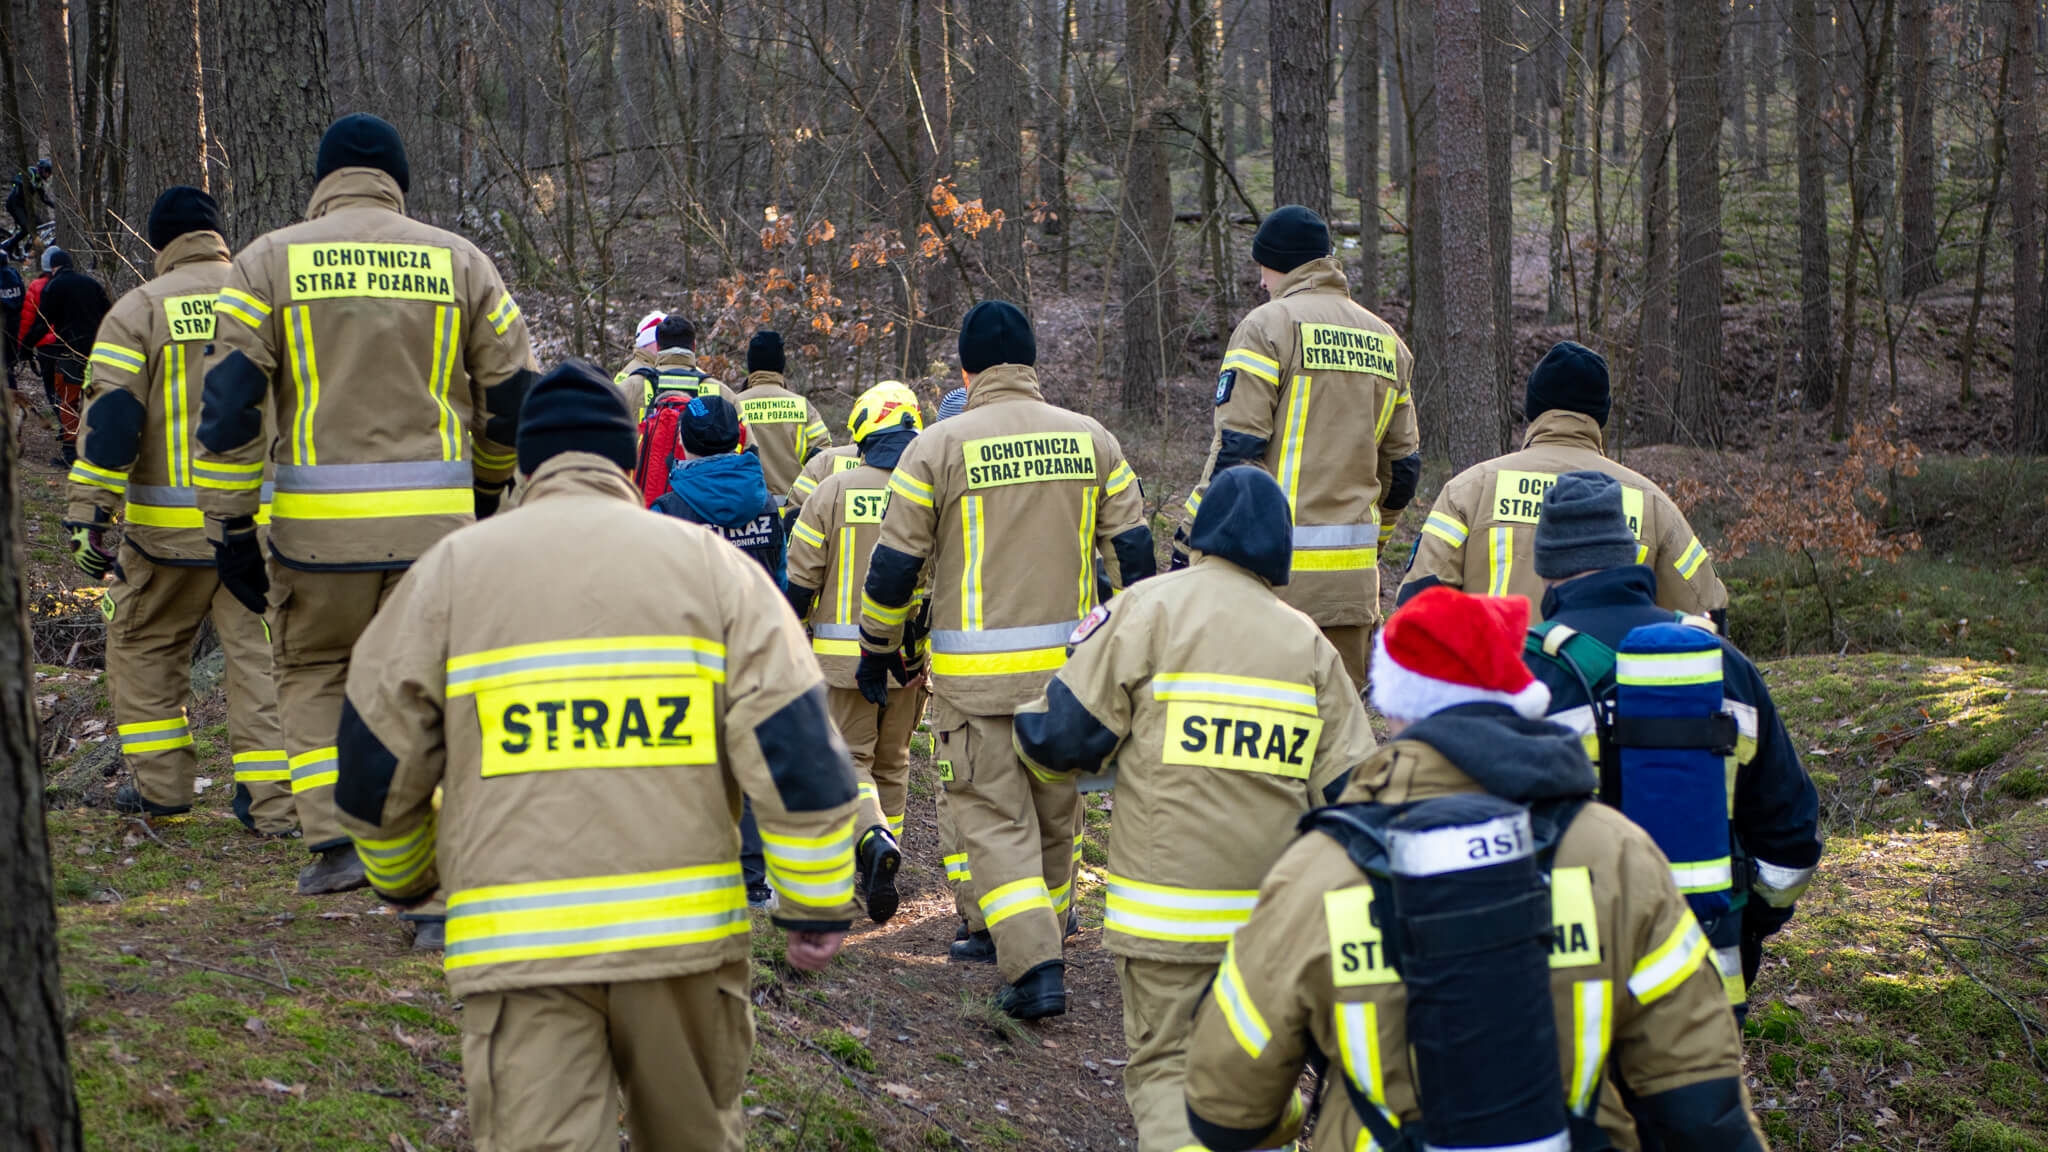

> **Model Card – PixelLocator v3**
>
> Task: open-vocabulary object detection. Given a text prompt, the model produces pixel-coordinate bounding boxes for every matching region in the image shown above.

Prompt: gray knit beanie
[1534,471,1640,578]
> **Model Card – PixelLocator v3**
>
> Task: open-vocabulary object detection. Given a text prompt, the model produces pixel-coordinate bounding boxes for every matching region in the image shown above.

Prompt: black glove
[212,515,269,614]
[65,518,115,579]
[1169,525,1191,571]
[855,651,899,707]
[475,483,503,520]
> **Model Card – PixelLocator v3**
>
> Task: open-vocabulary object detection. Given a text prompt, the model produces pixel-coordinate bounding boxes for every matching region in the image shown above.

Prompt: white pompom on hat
[1370,587,1551,722]
[635,311,666,349]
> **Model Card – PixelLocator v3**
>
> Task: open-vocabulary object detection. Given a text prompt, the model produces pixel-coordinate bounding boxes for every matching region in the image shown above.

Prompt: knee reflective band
[943,852,973,883]
[269,461,473,521]
[1615,623,1737,921]
[119,717,194,754]
[761,817,857,913]
[1103,875,1258,943]
[1291,522,1378,574]
[1385,794,1570,1152]
[929,620,1078,678]
[290,746,339,793]
[978,877,1055,929]
[231,749,289,784]
[445,862,749,971]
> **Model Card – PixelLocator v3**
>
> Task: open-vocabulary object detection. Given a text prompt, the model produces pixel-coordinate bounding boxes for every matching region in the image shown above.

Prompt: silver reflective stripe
[1752,859,1816,907]
[1293,522,1377,548]
[929,619,1080,653]
[126,484,197,506]
[1105,880,1259,913]
[446,646,726,691]
[273,460,473,493]
[1388,811,1534,876]
[453,871,740,916]
[1150,676,1317,711]
[1424,1133,1571,1152]
[443,907,747,959]
[1712,945,1743,978]
[811,623,862,640]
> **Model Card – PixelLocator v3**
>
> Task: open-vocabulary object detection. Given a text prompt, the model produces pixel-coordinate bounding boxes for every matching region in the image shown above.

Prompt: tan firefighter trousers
[1117,956,1221,1152]
[460,958,752,1152]
[828,682,923,842]
[105,543,290,831]
[1321,623,1369,697]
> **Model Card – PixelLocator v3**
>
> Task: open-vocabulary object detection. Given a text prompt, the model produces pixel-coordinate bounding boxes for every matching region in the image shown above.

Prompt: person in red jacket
[21,246,109,466]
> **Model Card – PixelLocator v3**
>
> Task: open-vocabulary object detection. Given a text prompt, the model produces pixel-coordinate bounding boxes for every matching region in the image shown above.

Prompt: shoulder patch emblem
[1214,368,1237,407]
[1068,603,1112,650]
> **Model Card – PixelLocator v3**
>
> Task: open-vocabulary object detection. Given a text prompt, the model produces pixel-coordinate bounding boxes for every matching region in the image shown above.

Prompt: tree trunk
[1269,0,1333,215]
[1345,0,1381,307]
[1,356,83,1152]
[0,0,28,177]
[1407,0,1447,460]
[126,0,206,262]
[971,0,1032,309]
[1483,0,1512,418]
[1753,0,1775,173]
[35,0,82,252]
[2014,0,2047,450]
[1792,0,1835,409]
[1830,0,1896,440]
[1385,0,1409,187]
[1120,0,1176,414]
[1633,0,1677,440]
[218,0,331,240]
[1547,0,1585,323]
[1671,0,1725,444]
[1435,0,1501,471]
[1897,0,1936,295]
[1958,46,2007,407]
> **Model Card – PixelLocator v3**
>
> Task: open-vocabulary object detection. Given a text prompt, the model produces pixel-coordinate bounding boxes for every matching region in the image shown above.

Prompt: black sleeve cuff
[1187,1107,1278,1152]
[1014,679,1122,774]
[1214,429,1270,471]
[1395,574,1441,607]
[1384,452,1422,510]
[1633,1076,1765,1152]
[863,543,923,609]
[771,916,854,934]
[1110,525,1158,585]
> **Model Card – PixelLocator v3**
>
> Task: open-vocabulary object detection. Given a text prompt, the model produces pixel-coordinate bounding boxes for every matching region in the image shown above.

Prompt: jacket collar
[1275,256,1350,300]
[1339,705,1596,806]
[1522,409,1607,453]
[741,370,787,392]
[306,168,406,220]
[1538,564,1659,619]
[965,364,1044,408]
[1190,552,1272,588]
[653,348,699,370]
[154,230,230,277]
[519,452,640,505]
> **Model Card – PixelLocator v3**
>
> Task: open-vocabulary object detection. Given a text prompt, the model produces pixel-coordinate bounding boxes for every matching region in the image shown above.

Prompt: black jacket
[1529,565,1822,939]
[26,267,110,363]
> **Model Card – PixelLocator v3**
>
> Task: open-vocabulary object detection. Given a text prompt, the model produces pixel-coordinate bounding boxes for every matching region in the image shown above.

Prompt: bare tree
[218,0,331,239]
[1483,0,1513,413]
[1792,0,1836,410]
[1897,0,1937,296]
[1633,0,1677,441]
[1407,0,1448,458]
[971,0,1032,310]
[1671,0,1725,444]
[1120,0,1177,414]
[1547,0,1587,323]
[1436,0,1502,470]
[2015,0,2048,451]
[35,0,83,252]
[1829,0,1896,440]
[1344,0,1381,306]
[1270,0,1334,215]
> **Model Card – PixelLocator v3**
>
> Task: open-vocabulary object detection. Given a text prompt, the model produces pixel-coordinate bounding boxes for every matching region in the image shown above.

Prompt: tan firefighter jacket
[1398,410,1727,624]
[630,347,724,418]
[1183,715,1761,1152]
[336,453,863,999]
[861,365,1146,716]
[733,371,831,496]
[787,443,860,509]
[195,168,537,569]
[1012,554,1377,963]
[612,346,657,419]
[788,461,925,687]
[1187,258,1421,628]
[67,231,266,563]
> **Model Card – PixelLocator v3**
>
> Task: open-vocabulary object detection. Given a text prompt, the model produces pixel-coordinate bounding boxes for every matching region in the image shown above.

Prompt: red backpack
[635,392,695,507]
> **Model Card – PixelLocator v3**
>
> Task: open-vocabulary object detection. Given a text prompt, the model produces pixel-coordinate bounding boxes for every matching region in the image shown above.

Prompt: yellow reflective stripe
[1568,980,1612,1115]
[1292,546,1376,572]
[1487,526,1514,596]
[286,305,319,465]
[90,341,146,370]
[791,474,820,499]
[232,749,289,783]
[811,637,861,657]
[1670,856,1735,894]
[447,635,728,695]
[1182,488,1203,519]
[1213,941,1271,1058]
[472,443,517,471]
[1335,1000,1398,1139]
[1423,510,1468,547]
[1151,673,1318,716]
[290,746,338,793]
[790,519,827,550]
[930,647,1065,678]
[1373,382,1400,440]
[835,527,856,623]
[487,291,522,336]
[193,458,264,492]
[862,593,912,628]
[118,717,194,753]
[764,817,857,909]
[1076,487,1098,617]
[1714,945,1747,1006]
[943,853,972,882]
[1615,649,1722,687]
[355,815,438,893]
[269,487,471,521]
[1278,376,1311,511]
[1676,536,1709,579]
[1628,911,1710,1005]
[1050,879,1073,915]
[125,504,204,529]
[445,862,748,971]
[216,287,272,328]
[429,305,462,462]
[165,345,190,485]
[1105,460,1136,497]
[1221,348,1281,385]
[886,811,904,838]
[887,470,934,508]
[1636,543,1651,564]
[960,494,985,631]
[1103,874,1259,942]
[979,877,1054,927]
[69,459,128,494]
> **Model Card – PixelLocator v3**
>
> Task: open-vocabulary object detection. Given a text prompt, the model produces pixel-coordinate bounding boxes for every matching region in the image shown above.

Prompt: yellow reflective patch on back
[1493,471,1644,535]
[740,396,807,424]
[1298,323,1398,379]
[961,432,1096,489]
[478,677,714,776]
[844,488,888,524]
[286,242,454,302]
[1549,865,1601,969]
[1161,701,1321,779]
[936,759,954,783]
[1325,887,1399,986]
[833,455,861,473]
[162,293,217,342]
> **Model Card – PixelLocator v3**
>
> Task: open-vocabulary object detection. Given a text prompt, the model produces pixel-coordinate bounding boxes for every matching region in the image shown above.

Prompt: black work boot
[405,915,445,953]
[855,827,902,924]
[949,924,996,964]
[296,843,369,896]
[997,960,1067,1021]
[112,782,189,818]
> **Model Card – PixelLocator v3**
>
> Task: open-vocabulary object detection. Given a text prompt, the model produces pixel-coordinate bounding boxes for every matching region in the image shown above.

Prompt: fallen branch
[1918,929,2045,1070]
[760,1015,972,1151]
[163,954,296,995]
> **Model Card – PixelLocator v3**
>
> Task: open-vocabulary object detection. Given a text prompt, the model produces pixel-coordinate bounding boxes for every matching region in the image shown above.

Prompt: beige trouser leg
[1117,956,1220,1152]
[829,683,926,841]
[268,564,404,851]
[460,958,751,1152]
[1319,623,1370,697]
[828,685,890,835]
[936,788,985,932]
[932,700,1079,982]
[213,572,292,833]
[105,545,214,810]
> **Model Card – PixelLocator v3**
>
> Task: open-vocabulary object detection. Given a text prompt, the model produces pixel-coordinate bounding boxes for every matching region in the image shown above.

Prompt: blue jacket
[653,451,787,588]
[1528,565,1822,939]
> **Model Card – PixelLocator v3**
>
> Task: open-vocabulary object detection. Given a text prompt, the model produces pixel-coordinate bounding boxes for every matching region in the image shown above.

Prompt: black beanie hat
[747,330,786,374]
[1251,205,1332,274]
[1534,471,1640,579]
[516,360,638,475]
[680,393,744,457]
[1188,465,1294,586]
[655,315,695,351]
[958,300,1036,374]
[1524,340,1612,426]
[147,186,222,251]
[315,113,410,194]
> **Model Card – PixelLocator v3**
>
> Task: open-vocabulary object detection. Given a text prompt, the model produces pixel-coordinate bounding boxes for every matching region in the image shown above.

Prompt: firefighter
[629,314,722,416]
[196,113,538,902]
[610,309,664,417]
[731,329,831,496]
[785,380,927,923]
[1012,465,1378,1152]
[64,187,290,835]
[1180,205,1422,690]
[860,300,1156,1018]
[1182,587,1768,1152]
[785,440,859,511]
[1398,340,1729,627]
[336,362,860,1152]
[926,379,985,963]
[1524,470,1821,1023]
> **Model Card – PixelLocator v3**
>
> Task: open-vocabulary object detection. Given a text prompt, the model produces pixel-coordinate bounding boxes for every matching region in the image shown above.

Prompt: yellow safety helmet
[847,380,924,443]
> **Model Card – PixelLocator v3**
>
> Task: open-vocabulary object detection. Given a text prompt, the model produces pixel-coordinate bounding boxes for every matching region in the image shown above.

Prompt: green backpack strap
[1525,622,1619,691]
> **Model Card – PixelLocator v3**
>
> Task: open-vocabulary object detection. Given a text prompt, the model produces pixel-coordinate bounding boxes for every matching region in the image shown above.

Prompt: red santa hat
[634,311,666,349]
[1370,587,1551,721]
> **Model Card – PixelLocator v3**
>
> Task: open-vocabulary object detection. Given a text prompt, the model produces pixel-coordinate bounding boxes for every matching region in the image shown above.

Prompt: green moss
[1998,765,2048,800]
[1745,1000,1805,1043]
[1951,1119,2048,1152]
[817,1027,878,1073]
